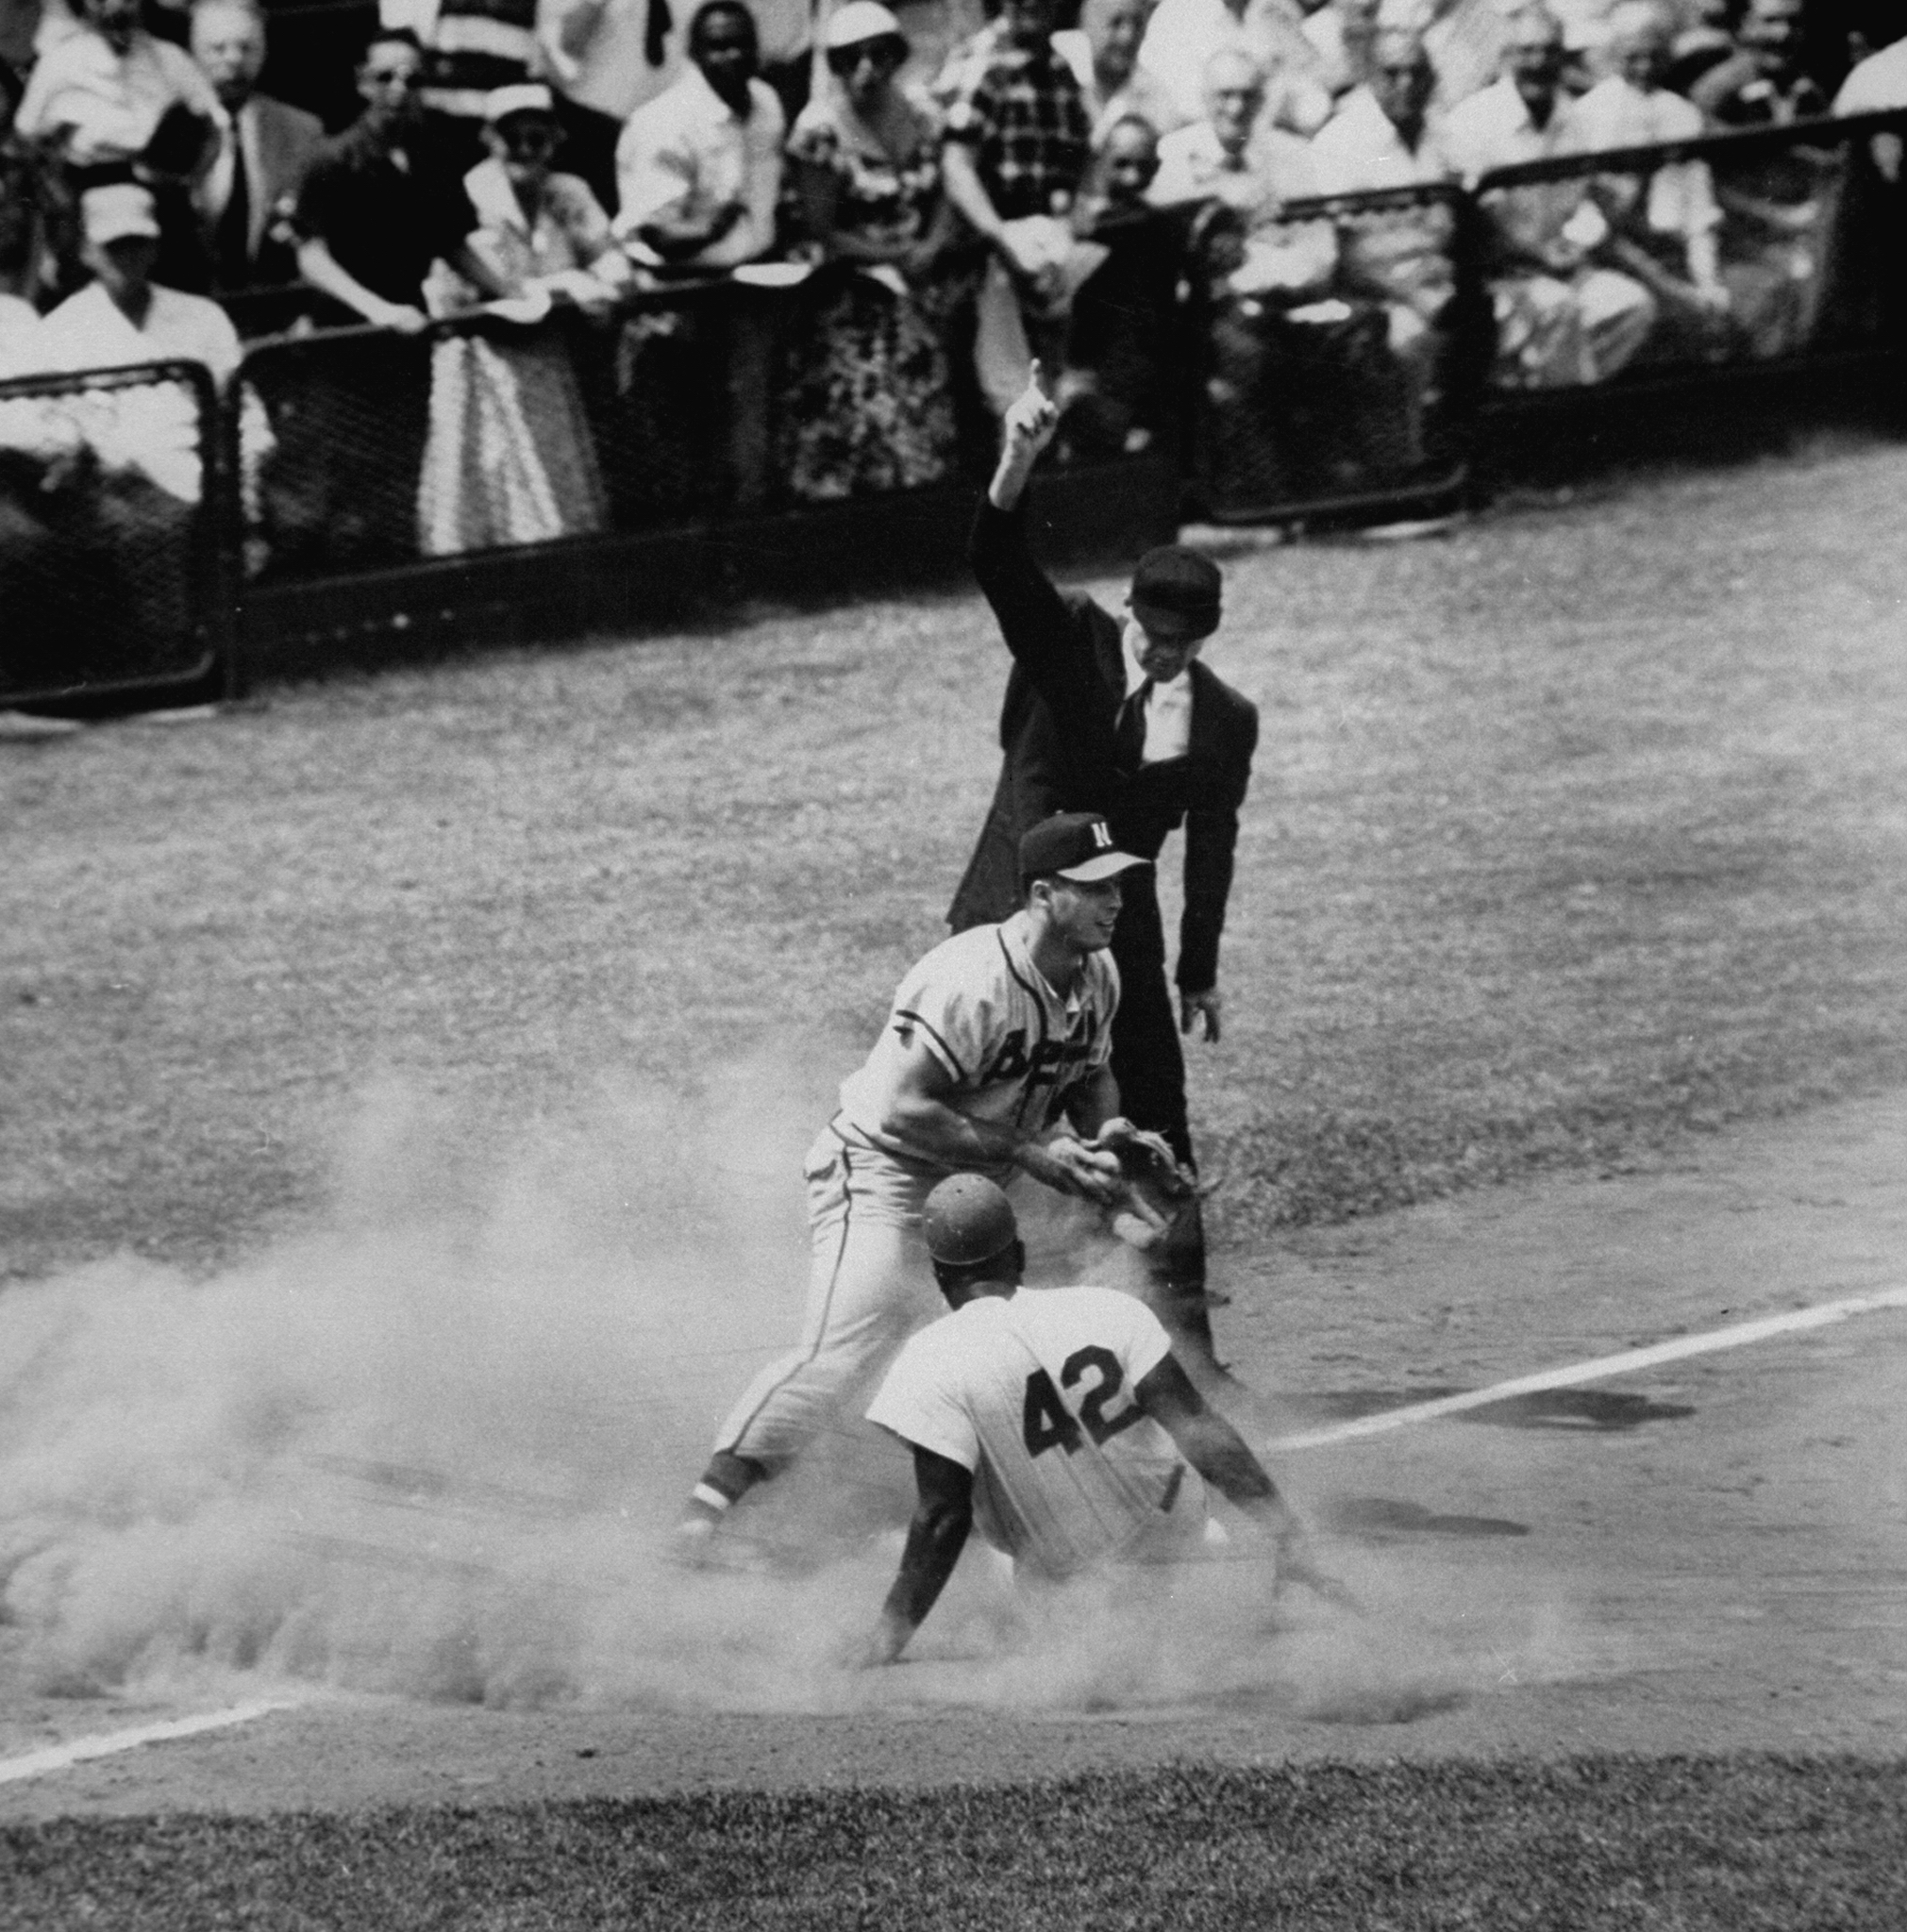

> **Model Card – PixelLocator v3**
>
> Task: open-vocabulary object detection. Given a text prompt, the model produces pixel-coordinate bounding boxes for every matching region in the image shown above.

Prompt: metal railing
[0,358,229,708]
[1,108,1900,698]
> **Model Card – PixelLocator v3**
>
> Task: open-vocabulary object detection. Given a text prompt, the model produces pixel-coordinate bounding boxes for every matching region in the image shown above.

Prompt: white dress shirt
[613,64,786,268]
[1121,632,1194,764]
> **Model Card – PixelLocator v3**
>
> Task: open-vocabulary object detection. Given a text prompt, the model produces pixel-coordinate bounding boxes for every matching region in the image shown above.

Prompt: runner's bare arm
[865,1447,974,1663]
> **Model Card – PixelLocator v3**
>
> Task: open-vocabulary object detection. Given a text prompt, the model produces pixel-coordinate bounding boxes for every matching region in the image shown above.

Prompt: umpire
[948,363,1259,1374]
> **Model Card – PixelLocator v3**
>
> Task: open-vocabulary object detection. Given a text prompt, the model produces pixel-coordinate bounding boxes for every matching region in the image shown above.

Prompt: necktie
[214,127,250,286]
[1114,678,1152,771]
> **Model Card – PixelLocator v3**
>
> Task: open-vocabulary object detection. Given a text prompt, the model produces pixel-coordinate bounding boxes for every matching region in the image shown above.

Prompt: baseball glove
[1093,1118,1196,1252]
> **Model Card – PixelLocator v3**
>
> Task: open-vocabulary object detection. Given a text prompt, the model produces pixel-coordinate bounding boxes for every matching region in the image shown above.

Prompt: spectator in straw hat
[778,0,962,500]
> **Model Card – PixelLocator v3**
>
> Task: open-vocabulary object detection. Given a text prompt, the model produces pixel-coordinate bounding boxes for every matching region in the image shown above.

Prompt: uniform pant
[1107,874,1222,1369]
[712,1131,957,1472]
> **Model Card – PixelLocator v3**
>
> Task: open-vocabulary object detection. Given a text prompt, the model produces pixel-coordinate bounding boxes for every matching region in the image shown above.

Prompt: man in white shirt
[1443,2,1656,386]
[1139,0,1333,133]
[189,0,326,293]
[33,181,240,503]
[1570,0,1729,328]
[1309,25,1459,464]
[613,0,784,507]
[859,1175,1331,1660]
[675,811,1148,1560]
[1152,48,1331,242]
[613,0,783,269]
[16,183,242,679]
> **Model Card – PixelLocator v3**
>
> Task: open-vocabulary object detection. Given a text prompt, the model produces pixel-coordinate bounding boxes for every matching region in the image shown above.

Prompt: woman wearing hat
[778,0,960,501]
[419,80,628,553]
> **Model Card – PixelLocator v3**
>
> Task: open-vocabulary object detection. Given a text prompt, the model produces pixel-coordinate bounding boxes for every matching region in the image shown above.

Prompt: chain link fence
[1474,107,1907,399]
[5,109,1903,695]
[0,359,226,707]
[1179,183,1482,525]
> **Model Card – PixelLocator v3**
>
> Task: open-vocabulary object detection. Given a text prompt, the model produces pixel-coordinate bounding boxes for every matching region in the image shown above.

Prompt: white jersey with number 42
[867,1286,1202,1581]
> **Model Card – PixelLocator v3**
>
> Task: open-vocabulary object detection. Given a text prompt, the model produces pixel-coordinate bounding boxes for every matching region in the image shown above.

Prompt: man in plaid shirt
[938,0,1096,416]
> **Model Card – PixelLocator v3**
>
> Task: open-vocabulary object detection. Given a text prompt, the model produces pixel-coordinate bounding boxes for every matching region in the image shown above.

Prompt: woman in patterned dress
[778,0,962,501]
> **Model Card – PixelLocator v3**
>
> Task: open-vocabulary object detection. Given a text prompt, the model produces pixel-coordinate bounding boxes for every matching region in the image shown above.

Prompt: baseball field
[3,427,1906,1925]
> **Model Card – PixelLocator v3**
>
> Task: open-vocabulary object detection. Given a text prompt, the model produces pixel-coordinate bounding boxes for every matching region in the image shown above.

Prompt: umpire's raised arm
[967,365,1115,743]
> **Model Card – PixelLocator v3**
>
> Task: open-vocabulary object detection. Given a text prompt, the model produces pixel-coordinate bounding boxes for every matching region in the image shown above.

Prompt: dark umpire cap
[1129,544,1222,640]
[1019,811,1149,884]
[922,1174,1019,1266]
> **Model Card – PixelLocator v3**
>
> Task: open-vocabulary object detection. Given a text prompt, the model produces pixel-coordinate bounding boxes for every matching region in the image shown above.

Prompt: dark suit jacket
[947,499,1259,994]
[199,92,326,284]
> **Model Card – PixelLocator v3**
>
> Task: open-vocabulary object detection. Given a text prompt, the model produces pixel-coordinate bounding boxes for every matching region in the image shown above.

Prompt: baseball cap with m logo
[1019,812,1149,884]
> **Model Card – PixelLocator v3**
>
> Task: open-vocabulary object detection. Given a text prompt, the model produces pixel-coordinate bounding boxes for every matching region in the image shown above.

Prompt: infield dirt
[2,1083,1901,1820]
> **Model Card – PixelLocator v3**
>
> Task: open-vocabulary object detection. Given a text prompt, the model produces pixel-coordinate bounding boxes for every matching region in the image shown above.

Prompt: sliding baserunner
[676,812,1153,1557]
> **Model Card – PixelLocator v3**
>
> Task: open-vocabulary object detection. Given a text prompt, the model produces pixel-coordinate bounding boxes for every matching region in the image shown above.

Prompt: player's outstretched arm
[1135,1355,1298,1532]
[865,1447,975,1664]
[1138,1357,1360,1607]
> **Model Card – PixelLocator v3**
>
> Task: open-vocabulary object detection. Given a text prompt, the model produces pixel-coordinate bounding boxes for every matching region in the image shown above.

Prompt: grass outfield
[3,442,1904,1280]
[4,1759,1906,1929]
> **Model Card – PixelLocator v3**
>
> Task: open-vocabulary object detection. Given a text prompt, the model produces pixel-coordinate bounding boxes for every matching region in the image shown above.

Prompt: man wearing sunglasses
[293,28,495,332]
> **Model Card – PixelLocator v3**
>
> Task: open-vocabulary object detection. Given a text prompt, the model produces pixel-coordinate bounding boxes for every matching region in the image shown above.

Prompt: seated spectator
[1572,0,1731,350]
[188,0,324,294]
[778,0,961,500]
[1053,111,1182,457]
[1140,0,1334,134]
[614,0,785,508]
[1443,2,1656,386]
[10,183,255,678]
[1309,25,1458,466]
[1052,0,1188,145]
[614,0,783,270]
[30,182,238,494]
[938,0,1096,418]
[418,81,624,552]
[1690,0,1841,358]
[1152,45,1332,249]
[534,0,684,208]
[14,0,221,290]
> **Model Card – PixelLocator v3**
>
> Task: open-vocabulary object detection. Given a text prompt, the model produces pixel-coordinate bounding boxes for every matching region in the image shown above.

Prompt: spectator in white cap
[15,180,271,677]
[460,80,633,309]
[778,0,961,500]
[415,79,624,553]
[31,181,241,501]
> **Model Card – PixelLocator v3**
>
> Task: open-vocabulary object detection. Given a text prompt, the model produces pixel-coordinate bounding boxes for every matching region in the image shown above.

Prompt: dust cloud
[0,1073,1559,1724]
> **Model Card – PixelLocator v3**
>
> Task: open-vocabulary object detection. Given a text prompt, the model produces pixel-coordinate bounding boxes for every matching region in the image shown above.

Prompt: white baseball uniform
[711,912,1120,1473]
[866,1284,1209,1582]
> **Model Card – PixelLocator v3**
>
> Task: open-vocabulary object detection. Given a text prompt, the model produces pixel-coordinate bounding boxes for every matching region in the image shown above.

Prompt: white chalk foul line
[1266,1285,1907,1454]
[0,1698,305,1788]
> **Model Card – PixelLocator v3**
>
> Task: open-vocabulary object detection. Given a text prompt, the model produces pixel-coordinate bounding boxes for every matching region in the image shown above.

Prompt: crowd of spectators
[0,0,1903,630]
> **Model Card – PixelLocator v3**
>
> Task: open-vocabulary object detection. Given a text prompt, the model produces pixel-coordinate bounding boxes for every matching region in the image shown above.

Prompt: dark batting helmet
[921,1174,1019,1267]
